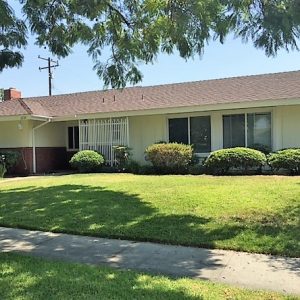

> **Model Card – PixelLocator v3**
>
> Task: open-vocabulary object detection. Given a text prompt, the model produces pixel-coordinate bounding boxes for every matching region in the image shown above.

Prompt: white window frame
[222,112,272,149]
[67,125,79,151]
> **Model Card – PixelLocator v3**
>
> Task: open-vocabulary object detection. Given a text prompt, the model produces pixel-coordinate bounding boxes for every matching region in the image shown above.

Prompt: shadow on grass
[0,184,299,257]
[0,253,203,300]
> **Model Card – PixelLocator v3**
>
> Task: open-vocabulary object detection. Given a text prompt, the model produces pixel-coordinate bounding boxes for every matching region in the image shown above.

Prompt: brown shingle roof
[0,99,30,116]
[1,70,300,118]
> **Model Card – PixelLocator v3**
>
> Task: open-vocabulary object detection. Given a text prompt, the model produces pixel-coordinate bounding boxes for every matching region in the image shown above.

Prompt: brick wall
[0,147,69,175]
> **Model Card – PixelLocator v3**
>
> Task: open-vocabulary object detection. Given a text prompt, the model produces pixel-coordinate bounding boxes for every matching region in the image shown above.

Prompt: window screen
[223,114,245,148]
[190,116,211,153]
[68,126,79,149]
[168,118,188,144]
[247,113,271,148]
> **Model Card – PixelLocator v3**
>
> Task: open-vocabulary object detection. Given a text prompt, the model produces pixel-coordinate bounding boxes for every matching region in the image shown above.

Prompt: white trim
[245,113,248,147]
[187,117,191,145]
[0,115,29,122]
[32,119,51,173]
[126,116,130,147]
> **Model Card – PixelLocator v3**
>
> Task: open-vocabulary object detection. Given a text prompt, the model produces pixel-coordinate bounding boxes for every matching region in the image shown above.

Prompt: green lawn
[0,174,299,256]
[0,253,297,300]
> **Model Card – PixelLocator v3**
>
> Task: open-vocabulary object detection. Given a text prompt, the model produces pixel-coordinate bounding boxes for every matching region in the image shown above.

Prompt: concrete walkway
[0,227,299,295]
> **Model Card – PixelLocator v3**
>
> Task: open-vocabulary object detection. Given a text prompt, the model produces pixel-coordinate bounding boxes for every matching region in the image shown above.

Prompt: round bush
[70,150,104,173]
[268,149,300,175]
[204,147,266,175]
[145,143,193,174]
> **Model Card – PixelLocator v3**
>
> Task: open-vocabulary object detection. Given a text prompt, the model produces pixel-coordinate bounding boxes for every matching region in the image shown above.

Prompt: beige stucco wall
[31,121,66,147]
[276,105,300,150]
[0,120,31,148]
[128,105,300,163]
[129,115,167,162]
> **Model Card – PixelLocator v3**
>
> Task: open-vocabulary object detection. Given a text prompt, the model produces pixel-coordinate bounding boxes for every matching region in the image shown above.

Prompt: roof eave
[0,114,30,122]
[0,114,52,122]
[30,115,53,121]
[50,97,300,122]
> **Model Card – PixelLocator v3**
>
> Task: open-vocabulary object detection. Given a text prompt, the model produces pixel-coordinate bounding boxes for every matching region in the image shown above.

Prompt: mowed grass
[0,253,297,300]
[0,174,299,256]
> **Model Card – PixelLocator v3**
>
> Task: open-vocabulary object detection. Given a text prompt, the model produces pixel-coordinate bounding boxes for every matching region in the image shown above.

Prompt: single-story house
[1,70,300,174]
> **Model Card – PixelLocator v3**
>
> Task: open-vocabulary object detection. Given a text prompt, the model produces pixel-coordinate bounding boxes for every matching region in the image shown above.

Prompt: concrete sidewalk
[0,227,299,295]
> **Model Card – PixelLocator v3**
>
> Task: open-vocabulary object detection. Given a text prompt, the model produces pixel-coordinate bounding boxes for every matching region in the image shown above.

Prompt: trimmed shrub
[268,149,300,175]
[204,147,266,175]
[145,143,193,174]
[188,164,205,175]
[0,150,21,170]
[70,150,104,173]
[125,160,141,174]
[138,164,155,175]
[249,143,271,155]
[113,145,131,171]
[0,155,6,178]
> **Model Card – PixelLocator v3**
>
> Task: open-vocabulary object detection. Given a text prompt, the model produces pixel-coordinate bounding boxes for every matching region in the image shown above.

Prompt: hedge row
[143,145,300,175]
[69,146,300,176]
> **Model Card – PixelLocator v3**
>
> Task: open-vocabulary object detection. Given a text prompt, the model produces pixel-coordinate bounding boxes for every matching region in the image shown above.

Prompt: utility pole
[38,56,59,96]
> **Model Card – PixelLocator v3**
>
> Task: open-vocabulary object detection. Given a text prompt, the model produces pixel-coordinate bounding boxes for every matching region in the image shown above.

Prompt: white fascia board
[50,97,300,122]
[0,115,29,122]
[30,115,53,121]
[0,115,52,122]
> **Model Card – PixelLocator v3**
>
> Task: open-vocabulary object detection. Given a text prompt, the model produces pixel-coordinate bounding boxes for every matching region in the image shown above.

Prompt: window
[169,118,188,144]
[223,113,271,149]
[68,126,79,150]
[168,116,211,153]
[247,113,271,148]
[190,116,211,153]
[223,114,245,148]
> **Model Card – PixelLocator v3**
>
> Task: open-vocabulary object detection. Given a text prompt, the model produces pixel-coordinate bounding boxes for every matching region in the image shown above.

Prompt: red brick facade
[0,147,69,175]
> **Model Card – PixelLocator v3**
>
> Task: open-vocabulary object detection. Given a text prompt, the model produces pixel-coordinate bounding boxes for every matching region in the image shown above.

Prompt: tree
[1,0,300,88]
[0,1,27,71]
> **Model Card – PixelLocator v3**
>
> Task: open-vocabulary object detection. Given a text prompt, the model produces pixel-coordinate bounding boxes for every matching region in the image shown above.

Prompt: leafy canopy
[1,0,300,88]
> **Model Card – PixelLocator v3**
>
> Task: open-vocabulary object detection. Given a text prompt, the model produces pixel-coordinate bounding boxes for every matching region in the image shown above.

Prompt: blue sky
[1,4,300,97]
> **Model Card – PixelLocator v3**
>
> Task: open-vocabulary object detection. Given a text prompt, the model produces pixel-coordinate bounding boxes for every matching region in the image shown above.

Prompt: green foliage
[229,0,300,57]
[0,1,27,71]
[0,150,21,177]
[204,147,266,175]
[249,143,272,155]
[137,164,155,175]
[113,145,131,170]
[145,143,193,174]
[125,160,141,174]
[188,164,205,175]
[69,150,104,173]
[124,160,155,175]
[0,150,21,170]
[1,1,299,86]
[268,149,300,175]
[0,155,6,178]
[0,254,289,300]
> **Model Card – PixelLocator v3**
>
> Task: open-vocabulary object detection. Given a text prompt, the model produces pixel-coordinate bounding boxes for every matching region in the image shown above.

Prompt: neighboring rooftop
[1,70,300,118]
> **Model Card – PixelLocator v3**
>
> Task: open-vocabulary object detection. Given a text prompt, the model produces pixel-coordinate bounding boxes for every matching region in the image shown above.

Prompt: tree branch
[106,2,132,27]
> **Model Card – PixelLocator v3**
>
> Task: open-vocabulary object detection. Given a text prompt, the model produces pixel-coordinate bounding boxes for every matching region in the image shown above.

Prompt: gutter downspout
[32,119,51,174]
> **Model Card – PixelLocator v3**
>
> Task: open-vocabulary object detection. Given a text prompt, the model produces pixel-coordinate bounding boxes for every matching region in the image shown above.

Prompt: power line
[38,56,59,96]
